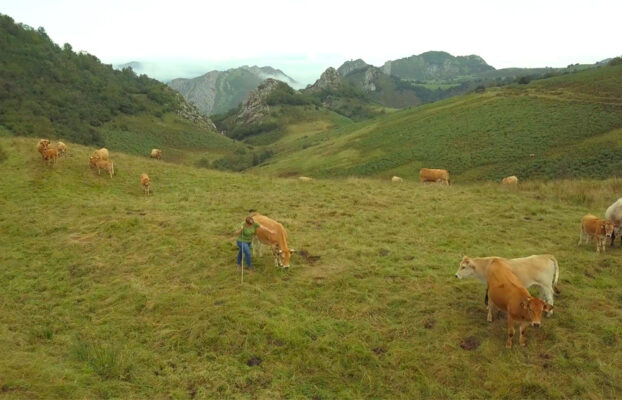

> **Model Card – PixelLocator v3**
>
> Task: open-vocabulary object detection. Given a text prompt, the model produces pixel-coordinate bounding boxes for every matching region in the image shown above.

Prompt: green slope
[256,65,622,181]
[2,136,622,398]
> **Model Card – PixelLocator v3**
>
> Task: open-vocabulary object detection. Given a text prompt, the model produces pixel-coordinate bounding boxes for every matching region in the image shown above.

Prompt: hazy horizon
[2,0,621,86]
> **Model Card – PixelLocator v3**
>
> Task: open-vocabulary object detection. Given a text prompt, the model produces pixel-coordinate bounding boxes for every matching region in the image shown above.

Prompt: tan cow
[501,176,518,185]
[579,214,615,253]
[419,168,450,185]
[391,176,403,182]
[56,142,67,157]
[150,149,162,160]
[140,173,151,195]
[41,147,58,165]
[250,212,293,268]
[605,198,622,246]
[456,255,559,318]
[89,158,114,178]
[486,258,552,348]
[91,148,109,161]
[298,176,313,182]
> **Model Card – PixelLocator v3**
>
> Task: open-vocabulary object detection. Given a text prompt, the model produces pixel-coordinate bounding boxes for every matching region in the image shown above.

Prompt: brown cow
[41,147,58,165]
[140,173,151,195]
[89,158,114,178]
[486,258,552,348]
[501,176,518,185]
[37,139,50,159]
[250,212,293,268]
[150,149,162,160]
[419,168,450,185]
[579,214,615,253]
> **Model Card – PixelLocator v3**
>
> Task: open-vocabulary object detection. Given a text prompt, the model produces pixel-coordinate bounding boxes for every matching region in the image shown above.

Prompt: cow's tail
[551,256,560,295]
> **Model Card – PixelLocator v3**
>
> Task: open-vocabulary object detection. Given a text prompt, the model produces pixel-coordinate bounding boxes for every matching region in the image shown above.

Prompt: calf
[42,147,58,165]
[579,214,615,253]
[486,258,552,348]
[89,157,114,178]
[456,255,559,318]
[140,173,151,195]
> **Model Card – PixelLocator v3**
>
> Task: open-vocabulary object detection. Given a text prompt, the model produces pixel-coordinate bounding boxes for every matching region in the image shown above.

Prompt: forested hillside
[0,14,237,159]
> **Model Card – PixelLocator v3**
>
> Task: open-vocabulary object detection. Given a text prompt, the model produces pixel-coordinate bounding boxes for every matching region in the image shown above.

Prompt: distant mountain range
[165,66,297,116]
[121,51,609,120]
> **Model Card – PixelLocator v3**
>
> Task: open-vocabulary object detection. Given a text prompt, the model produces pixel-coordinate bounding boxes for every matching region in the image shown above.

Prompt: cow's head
[89,156,97,167]
[455,256,476,279]
[521,297,552,327]
[603,220,615,238]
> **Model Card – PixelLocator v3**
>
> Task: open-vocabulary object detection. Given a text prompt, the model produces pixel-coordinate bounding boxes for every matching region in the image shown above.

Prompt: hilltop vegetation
[2,136,622,399]
[0,14,241,162]
[255,64,622,181]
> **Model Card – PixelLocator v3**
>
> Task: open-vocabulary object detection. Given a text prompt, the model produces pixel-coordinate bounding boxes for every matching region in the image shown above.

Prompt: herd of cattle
[35,139,622,348]
[36,139,160,195]
[390,168,518,186]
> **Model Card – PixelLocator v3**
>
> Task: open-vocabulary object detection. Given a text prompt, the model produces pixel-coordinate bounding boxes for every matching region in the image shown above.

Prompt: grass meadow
[1,137,622,399]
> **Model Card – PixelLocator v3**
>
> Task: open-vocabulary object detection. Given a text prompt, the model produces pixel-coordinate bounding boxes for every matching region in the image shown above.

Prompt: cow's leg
[487,298,496,323]
[578,229,584,246]
[519,323,528,347]
[506,318,515,348]
[610,230,616,247]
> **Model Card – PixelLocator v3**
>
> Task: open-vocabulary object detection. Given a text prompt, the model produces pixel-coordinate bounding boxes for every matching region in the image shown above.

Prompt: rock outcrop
[235,78,286,125]
[305,67,343,92]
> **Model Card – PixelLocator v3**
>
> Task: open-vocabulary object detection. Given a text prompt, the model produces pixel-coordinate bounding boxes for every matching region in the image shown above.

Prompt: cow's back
[253,215,288,250]
[605,198,622,224]
[487,258,529,312]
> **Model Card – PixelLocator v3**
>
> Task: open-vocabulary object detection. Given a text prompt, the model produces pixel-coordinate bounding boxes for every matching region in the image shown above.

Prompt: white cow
[605,198,622,247]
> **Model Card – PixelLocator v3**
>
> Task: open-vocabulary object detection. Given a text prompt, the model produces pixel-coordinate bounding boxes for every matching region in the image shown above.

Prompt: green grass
[256,65,622,181]
[2,137,622,398]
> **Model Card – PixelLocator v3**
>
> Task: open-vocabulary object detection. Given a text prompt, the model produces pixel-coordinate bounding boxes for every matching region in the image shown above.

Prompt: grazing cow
[56,142,67,157]
[605,198,622,246]
[89,158,114,178]
[501,176,518,185]
[456,255,559,318]
[579,214,615,253]
[299,176,313,182]
[419,168,450,185]
[41,147,58,165]
[250,212,293,268]
[91,148,109,161]
[391,176,403,182]
[140,173,151,195]
[150,149,162,160]
[486,258,553,348]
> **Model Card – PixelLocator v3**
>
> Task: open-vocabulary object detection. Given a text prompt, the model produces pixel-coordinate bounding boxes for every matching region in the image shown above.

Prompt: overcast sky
[2,0,620,84]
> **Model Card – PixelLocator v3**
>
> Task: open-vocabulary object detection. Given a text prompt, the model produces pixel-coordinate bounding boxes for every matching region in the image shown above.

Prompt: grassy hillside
[256,64,622,181]
[2,136,622,399]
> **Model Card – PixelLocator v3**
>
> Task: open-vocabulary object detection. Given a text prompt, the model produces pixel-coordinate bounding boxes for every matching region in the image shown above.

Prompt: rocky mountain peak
[337,59,370,77]
[235,78,286,125]
[306,67,343,92]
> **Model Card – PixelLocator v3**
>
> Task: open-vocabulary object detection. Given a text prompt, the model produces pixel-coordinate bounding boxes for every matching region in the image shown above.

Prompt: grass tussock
[1,137,622,399]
